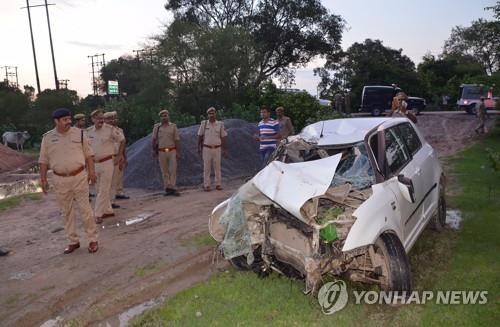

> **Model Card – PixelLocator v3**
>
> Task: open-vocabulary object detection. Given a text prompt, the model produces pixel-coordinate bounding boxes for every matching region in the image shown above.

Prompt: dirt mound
[0,144,35,173]
[124,119,261,189]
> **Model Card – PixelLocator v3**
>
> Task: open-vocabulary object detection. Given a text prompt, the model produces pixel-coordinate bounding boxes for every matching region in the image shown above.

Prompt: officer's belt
[95,155,114,163]
[158,147,176,152]
[53,166,85,177]
[203,144,221,149]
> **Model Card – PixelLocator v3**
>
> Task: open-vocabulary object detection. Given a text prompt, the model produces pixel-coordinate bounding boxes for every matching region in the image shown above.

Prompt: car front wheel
[371,233,412,292]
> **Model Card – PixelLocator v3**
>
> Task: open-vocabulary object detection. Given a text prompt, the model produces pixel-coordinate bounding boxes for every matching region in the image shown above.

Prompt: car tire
[371,108,382,116]
[373,233,412,292]
[229,247,263,273]
[430,177,446,231]
[469,104,477,115]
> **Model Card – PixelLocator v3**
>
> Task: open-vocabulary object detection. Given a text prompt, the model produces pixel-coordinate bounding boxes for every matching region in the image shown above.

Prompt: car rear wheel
[371,233,412,292]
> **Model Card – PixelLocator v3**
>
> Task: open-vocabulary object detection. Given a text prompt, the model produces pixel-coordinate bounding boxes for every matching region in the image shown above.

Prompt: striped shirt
[258,119,280,150]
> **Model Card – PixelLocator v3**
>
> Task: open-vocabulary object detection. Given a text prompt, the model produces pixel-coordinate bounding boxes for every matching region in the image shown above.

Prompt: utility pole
[2,66,19,88]
[21,0,41,94]
[44,0,59,90]
[88,53,106,95]
[58,79,69,89]
[133,49,155,64]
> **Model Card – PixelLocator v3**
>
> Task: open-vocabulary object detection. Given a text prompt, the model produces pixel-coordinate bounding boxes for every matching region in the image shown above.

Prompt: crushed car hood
[252,153,342,222]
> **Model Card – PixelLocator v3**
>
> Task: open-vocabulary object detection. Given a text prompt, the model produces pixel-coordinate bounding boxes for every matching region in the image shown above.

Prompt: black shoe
[165,188,180,196]
[89,193,95,197]
[115,194,130,200]
[0,248,9,256]
[111,203,120,209]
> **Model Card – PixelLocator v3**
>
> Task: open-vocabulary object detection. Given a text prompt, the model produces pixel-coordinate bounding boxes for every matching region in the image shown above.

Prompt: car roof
[299,117,407,146]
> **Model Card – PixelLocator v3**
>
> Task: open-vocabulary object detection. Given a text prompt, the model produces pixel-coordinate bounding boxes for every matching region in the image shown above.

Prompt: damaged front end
[209,137,387,294]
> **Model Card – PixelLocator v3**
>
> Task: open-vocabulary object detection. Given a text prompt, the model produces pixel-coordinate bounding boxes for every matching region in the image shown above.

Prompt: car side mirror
[397,174,416,203]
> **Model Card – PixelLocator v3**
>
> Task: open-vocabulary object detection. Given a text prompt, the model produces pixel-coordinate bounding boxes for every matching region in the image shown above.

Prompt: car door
[382,125,424,248]
[398,123,441,225]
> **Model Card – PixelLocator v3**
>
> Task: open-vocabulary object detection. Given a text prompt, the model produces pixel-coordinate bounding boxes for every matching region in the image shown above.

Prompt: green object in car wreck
[320,223,338,242]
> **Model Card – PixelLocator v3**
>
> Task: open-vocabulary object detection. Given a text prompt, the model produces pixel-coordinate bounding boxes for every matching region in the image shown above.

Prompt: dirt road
[0,113,495,326]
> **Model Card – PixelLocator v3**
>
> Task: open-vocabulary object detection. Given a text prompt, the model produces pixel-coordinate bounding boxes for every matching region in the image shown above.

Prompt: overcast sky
[0,0,496,97]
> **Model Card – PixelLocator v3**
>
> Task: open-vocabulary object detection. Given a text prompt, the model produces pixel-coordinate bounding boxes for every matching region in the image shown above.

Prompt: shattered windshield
[330,142,375,190]
[277,139,375,190]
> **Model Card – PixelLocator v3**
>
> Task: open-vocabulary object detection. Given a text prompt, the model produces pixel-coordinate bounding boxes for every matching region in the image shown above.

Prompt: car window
[396,123,422,155]
[384,127,411,175]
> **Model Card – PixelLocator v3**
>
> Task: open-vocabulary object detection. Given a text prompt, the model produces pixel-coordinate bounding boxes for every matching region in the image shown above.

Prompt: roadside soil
[0,113,496,327]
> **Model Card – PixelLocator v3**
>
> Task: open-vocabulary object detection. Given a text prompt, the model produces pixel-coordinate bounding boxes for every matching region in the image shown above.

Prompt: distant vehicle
[457,84,497,114]
[360,85,425,116]
[318,98,332,106]
[406,97,426,115]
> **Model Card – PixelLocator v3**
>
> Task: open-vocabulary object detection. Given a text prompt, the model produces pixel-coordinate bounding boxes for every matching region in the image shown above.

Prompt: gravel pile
[124,119,261,189]
[0,144,35,173]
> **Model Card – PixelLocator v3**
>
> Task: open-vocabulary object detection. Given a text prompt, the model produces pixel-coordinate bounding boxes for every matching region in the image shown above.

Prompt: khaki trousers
[95,159,114,217]
[110,163,124,200]
[52,172,98,244]
[158,151,177,189]
[203,147,222,188]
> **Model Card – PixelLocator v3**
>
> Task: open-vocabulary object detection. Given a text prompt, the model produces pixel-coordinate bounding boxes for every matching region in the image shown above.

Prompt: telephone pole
[2,66,19,88]
[21,0,41,93]
[44,0,59,90]
[58,79,69,89]
[88,53,106,95]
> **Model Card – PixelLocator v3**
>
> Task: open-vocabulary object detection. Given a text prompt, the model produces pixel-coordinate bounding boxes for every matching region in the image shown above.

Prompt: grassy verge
[0,193,42,212]
[180,232,218,248]
[131,125,500,327]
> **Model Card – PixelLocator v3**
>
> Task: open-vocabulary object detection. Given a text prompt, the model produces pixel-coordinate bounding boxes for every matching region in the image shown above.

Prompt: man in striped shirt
[255,105,281,165]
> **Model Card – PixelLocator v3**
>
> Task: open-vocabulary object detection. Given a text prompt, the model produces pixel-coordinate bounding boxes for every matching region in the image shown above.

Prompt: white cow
[2,131,31,152]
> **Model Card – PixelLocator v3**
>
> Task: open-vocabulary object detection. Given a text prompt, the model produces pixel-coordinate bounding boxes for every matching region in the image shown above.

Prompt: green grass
[180,232,218,248]
[131,124,500,327]
[0,192,42,212]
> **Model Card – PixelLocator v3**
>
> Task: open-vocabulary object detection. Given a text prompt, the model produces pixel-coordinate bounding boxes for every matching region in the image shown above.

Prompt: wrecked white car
[209,117,446,294]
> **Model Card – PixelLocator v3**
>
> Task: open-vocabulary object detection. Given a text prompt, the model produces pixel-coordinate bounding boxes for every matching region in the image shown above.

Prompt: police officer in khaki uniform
[275,106,295,138]
[152,110,181,196]
[197,107,228,191]
[87,109,124,223]
[104,111,128,207]
[39,108,99,254]
[73,113,86,129]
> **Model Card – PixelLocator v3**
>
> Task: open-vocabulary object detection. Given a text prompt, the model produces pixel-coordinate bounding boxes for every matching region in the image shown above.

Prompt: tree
[444,18,500,75]
[417,54,486,104]
[316,39,423,108]
[159,0,344,114]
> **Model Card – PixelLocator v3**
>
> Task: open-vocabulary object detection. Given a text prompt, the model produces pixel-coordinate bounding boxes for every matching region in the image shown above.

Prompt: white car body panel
[342,178,402,252]
[252,154,342,222]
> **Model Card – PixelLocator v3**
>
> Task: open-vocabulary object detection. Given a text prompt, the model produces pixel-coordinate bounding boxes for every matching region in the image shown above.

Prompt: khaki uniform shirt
[113,127,125,155]
[197,120,227,146]
[39,127,93,174]
[87,123,124,159]
[277,116,294,138]
[153,123,180,148]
